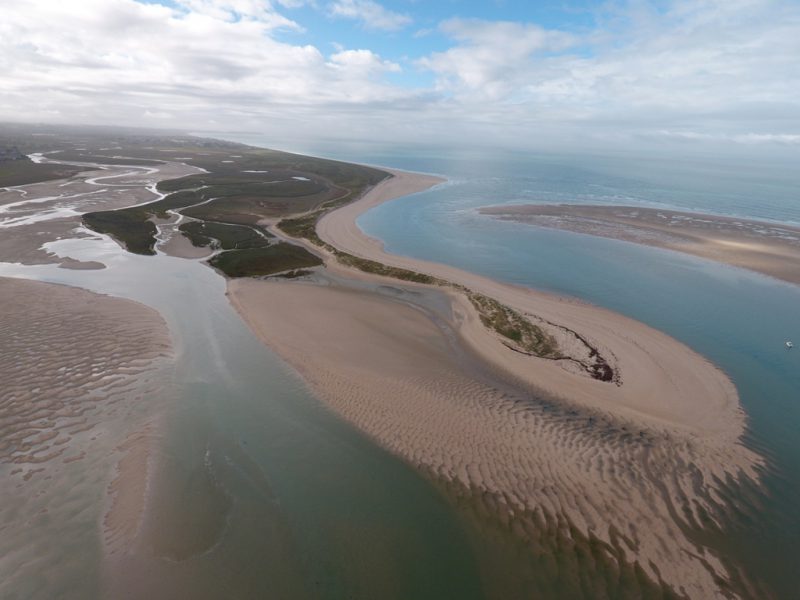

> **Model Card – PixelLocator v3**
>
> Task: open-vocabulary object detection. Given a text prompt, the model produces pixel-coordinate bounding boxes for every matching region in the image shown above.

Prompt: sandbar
[481,203,800,286]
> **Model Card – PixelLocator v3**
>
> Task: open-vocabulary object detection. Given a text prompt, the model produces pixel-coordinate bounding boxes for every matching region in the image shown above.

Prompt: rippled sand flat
[0,277,172,598]
[231,278,763,599]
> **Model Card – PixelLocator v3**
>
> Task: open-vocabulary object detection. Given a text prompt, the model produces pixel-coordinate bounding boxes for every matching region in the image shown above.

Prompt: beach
[230,168,764,598]
[480,203,800,286]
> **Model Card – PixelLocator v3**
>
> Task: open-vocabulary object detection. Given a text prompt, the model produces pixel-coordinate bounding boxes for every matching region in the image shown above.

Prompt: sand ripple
[230,279,764,599]
[0,278,171,472]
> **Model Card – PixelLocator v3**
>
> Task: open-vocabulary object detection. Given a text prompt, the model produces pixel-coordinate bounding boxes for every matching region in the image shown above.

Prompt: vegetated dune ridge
[230,169,766,599]
[0,277,172,598]
[480,203,800,286]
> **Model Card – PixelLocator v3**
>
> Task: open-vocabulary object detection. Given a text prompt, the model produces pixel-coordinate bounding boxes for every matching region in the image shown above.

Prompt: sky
[1,0,799,152]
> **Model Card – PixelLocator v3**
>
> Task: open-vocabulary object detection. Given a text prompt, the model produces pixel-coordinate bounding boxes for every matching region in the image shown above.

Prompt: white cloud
[418,19,576,100]
[0,0,798,150]
[174,0,305,28]
[328,0,411,31]
[0,0,409,132]
[414,1,800,147]
[328,49,401,74]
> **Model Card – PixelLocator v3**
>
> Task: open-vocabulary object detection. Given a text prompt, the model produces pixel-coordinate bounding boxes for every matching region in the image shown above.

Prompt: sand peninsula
[480,203,800,286]
[231,168,765,599]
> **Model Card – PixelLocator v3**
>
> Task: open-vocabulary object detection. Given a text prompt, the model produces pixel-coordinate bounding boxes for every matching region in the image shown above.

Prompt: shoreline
[314,168,748,439]
[230,166,764,598]
[480,203,800,286]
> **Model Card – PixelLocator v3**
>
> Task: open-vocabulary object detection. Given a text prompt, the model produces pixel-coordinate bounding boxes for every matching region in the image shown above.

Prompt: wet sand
[480,203,800,286]
[230,169,765,598]
[0,277,172,597]
[157,227,214,259]
[0,277,172,469]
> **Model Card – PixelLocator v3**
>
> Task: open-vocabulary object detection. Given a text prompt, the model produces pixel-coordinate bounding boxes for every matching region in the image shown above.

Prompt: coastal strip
[230,167,765,598]
[480,203,800,286]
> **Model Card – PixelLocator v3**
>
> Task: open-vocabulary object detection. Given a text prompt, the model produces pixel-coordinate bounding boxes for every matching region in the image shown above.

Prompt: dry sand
[316,170,747,439]
[230,168,765,598]
[481,203,800,286]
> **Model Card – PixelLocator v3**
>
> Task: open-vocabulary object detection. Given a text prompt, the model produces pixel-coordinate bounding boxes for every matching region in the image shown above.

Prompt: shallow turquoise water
[235,137,800,596]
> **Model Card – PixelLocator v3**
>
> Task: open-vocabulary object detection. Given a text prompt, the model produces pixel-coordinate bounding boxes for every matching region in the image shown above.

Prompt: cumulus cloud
[0,0,798,150]
[0,0,409,132]
[418,1,800,144]
[418,19,576,100]
[328,0,411,31]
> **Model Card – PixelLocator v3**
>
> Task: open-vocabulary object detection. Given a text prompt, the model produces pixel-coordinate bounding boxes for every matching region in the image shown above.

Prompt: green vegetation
[179,221,273,250]
[466,292,561,357]
[334,251,443,285]
[275,269,313,279]
[14,125,568,364]
[209,243,322,278]
[82,208,157,255]
[79,139,388,256]
[277,212,331,247]
[275,185,563,360]
[0,160,83,187]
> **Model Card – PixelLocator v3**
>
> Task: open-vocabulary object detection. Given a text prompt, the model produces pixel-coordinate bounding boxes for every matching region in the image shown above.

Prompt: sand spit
[103,422,161,554]
[481,203,800,286]
[230,169,766,598]
[318,170,749,440]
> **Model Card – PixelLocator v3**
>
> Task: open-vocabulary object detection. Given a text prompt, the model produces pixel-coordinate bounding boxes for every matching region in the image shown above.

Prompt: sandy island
[481,203,800,286]
[229,169,764,598]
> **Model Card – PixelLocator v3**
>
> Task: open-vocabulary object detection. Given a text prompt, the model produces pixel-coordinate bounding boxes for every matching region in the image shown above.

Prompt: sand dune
[230,168,766,597]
